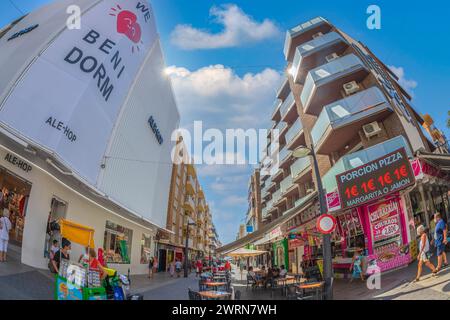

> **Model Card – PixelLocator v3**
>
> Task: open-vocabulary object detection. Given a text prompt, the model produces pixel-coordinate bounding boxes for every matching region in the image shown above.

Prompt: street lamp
[293,144,333,300]
[184,216,197,278]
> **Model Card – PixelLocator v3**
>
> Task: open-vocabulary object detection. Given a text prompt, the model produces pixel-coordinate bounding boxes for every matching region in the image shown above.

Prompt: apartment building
[156,146,218,271]
[220,17,450,277]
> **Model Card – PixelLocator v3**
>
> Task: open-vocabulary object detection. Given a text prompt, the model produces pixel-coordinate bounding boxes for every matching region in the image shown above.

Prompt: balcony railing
[184,196,196,211]
[300,54,368,114]
[279,146,291,164]
[275,120,287,134]
[291,156,311,179]
[280,175,294,194]
[284,17,328,60]
[292,32,347,83]
[285,118,303,145]
[322,135,413,193]
[272,188,282,203]
[311,87,391,149]
[279,92,295,119]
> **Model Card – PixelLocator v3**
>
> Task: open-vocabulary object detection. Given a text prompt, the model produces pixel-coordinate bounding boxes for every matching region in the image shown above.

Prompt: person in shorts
[0,210,12,262]
[175,259,183,278]
[414,225,437,282]
[433,213,448,272]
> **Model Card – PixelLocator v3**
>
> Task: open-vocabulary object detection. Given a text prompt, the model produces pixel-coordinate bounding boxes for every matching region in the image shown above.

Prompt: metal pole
[310,144,333,300]
[184,224,190,278]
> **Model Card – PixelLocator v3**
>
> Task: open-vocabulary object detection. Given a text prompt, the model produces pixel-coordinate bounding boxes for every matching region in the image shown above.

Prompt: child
[350,249,365,282]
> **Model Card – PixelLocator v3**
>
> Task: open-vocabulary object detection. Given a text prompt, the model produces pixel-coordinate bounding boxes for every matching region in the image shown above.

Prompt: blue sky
[2,0,450,244]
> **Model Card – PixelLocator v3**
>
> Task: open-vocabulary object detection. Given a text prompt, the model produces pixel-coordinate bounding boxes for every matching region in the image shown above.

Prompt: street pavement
[1,247,449,300]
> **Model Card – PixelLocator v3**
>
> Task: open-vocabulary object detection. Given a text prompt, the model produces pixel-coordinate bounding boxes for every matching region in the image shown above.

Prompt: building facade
[223,17,450,279]
[0,0,179,274]
[156,147,219,271]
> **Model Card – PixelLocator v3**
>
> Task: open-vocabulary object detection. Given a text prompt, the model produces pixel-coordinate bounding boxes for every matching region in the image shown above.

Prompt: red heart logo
[116,10,141,44]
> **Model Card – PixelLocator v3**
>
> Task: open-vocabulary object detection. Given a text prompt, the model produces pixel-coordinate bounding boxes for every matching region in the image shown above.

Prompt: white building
[0,0,179,274]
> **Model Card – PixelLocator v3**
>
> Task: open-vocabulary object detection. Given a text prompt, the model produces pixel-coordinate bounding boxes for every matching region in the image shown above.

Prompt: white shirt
[280,269,288,277]
[0,216,12,241]
[420,234,430,253]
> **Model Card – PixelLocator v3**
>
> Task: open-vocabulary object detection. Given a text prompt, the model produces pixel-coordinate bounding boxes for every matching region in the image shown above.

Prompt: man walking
[433,213,448,272]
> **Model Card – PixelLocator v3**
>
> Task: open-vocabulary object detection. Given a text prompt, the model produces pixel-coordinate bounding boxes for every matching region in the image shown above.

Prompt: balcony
[272,188,283,205]
[279,145,292,166]
[186,176,195,195]
[292,32,349,84]
[276,77,290,100]
[184,196,196,213]
[271,99,282,121]
[285,118,305,149]
[280,174,294,194]
[284,17,332,62]
[322,135,413,193]
[274,119,288,135]
[300,54,370,116]
[279,92,296,120]
[291,156,311,182]
[311,86,393,154]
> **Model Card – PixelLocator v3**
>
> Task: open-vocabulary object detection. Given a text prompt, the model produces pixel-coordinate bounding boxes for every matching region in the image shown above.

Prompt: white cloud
[165,64,281,130]
[388,65,418,93]
[170,4,281,50]
[222,195,247,206]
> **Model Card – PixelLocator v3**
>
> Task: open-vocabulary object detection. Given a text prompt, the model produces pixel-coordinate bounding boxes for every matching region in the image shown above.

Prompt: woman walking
[350,249,365,282]
[414,225,438,282]
[0,210,12,262]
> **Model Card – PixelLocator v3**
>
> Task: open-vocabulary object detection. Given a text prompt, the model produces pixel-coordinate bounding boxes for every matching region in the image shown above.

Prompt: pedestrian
[414,225,437,282]
[224,260,231,272]
[152,256,158,275]
[51,238,71,274]
[196,259,203,277]
[350,249,365,282]
[88,248,106,280]
[0,209,12,262]
[169,260,175,277]
[175,259,183,278]
[148,256,154,279]
[50,239,59,260]
[433,213,449,272]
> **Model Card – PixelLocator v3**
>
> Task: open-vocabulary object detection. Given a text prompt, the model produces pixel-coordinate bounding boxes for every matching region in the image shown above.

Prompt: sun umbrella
[227,248,267,257]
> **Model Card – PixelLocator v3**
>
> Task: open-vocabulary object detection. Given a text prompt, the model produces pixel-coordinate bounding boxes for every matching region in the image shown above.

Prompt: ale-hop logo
[110,4,144,52]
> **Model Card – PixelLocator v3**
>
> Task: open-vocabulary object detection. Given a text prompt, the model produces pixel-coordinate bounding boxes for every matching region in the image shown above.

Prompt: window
[140,234,152,264]
[103,221,133,264]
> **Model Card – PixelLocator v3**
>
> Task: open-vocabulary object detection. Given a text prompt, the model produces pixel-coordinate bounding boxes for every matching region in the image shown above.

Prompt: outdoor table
[297,282,325,300]
[198,291,232,300]
[204,282,227,291]
[276,277,299,296]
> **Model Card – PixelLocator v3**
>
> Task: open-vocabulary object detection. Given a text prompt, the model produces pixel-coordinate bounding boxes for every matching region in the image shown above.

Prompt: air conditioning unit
[363,121,382,139]
[312,32,323,39]
[325,52,339,62]
[343,81,360,95]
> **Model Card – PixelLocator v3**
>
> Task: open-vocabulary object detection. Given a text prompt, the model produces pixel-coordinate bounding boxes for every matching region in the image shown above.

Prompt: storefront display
[104,221,133,264]
[0,166,31,246]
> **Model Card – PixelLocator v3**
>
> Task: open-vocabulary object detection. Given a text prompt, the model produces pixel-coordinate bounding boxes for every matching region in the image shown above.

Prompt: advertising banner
[0,0,157,184]
[365,198,410,273]
[336,148,415,210]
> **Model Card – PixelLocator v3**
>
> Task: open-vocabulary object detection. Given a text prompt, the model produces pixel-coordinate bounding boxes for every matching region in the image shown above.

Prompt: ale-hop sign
[336,148,415,209]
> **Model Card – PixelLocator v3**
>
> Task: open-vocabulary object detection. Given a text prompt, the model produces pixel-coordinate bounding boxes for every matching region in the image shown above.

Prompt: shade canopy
[226,248,267,257]
[59,219,95,248]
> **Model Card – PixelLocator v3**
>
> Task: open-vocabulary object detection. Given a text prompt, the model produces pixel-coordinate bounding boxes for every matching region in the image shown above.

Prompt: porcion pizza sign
[336,148,415,210]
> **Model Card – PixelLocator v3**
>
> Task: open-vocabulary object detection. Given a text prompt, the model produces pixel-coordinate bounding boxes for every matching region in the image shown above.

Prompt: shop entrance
[158,249,167,272]
[44,197,68,258]
[0,166,32,248]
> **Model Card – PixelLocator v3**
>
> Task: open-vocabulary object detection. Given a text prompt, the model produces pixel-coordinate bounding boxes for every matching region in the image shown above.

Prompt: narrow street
[1,247,449,300]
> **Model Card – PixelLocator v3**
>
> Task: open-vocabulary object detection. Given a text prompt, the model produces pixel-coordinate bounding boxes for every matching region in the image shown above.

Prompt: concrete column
[418,183,430,229]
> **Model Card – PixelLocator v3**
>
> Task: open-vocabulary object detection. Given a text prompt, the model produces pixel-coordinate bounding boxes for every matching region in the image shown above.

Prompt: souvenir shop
[0,162,31,246]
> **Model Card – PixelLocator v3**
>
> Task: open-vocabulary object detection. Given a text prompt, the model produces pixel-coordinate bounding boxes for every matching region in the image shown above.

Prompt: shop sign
[288,238,304,250]
[4,153,32,173]
[0,0,157,184]
[7,24,39,41]
[336,148,415,210]
[368,199,401,244]
[411,158,450,181]
[148,115,163,145]
[270,226,282,238]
